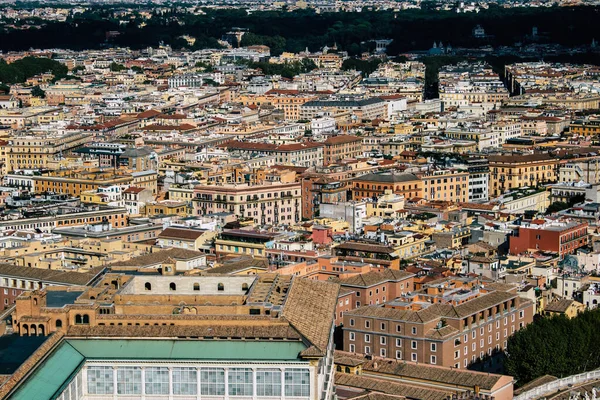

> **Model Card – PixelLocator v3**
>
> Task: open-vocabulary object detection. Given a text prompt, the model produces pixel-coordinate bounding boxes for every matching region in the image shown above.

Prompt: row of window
[348,319,419,334]
[144,282,243,292]
[86,366,310,397]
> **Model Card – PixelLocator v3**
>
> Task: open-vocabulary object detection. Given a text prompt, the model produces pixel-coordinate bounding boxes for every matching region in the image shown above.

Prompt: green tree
[30,85,45,98]
[506,310,600,386]
[545,201,569,215]
[341,58,382,76]
[109,62,126,72]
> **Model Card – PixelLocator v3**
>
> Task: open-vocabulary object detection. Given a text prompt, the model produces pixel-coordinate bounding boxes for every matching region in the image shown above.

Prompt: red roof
[137,109,161,119]
[123,186,147,194]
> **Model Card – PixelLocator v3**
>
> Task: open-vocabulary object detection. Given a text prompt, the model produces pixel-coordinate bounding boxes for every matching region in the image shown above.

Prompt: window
[411,327,417,335]
[454,350,460,359]
[411,341,417,349]
[349,332,355,341]
[285,369,310,397]
[365,321,370,328]
[349,344,355,352]
[349,319,355,327]
[519,310,524,319]
[431,343,437,352]
[396,338,402,347]
[193,283,200,291]
[256,369,281,397]
[365,334,371,343]
[411,353,417,361]
[365,346,371,354]
[396,325,401,333]
[173,367,197,395]
[380,336,386,345]
[200,368,225,396]
[381,323,386,330]
[144,282,151,291]
[169,282,176,291]
[55,320,62,328]
[380,348,386,357]
[117,367,141,395]
[229,368,253,396]
[218,283,224,291]
[430,355,437,364]
[396,350,402,359]
[87,366,113,395]
[146,367,169,395]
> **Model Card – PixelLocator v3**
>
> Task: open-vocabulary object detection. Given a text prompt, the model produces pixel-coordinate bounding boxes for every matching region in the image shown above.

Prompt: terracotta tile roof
[347,393,406,400]
[0,264,102,286]
[544,299,577,313]
[65,324,303,340]
[123,186,147,194]
[144,124,196,131]
[513,375,558,396]
[136,109,161,119]
[324,135,362,145]
[109,248,205,268]
[283,278,339,355]
[488,153,555,164]
[334,372,452,400]
[348,291,523,322]
[335,242,396,254]
[334,351,510,390]
[336,269,414,288]
[158,228,206,241]
[207,256,268,275]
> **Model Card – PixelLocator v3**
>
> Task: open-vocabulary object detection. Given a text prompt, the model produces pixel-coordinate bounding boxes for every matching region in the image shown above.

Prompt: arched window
[193,283,200,291]
[22,324,28,336]
[75,314,83,324]
[145,282,152,291]
[55,320,62,328]
[242,283,249,292]
[33,298,38,305]
[39,324,45,336]
[217,283,224,291]
[170,282,177,291]
[82,315,90,324]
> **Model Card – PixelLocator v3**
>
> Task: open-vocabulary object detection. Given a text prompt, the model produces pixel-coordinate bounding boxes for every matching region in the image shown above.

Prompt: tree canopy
[506,309,600,386]
[244,58,317,79]
[0,57,67,84]
[1,6,600,55]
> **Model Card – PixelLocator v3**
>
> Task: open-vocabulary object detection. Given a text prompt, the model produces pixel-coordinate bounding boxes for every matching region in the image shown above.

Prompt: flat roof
[0,335,48,375]
[45,291,84,308]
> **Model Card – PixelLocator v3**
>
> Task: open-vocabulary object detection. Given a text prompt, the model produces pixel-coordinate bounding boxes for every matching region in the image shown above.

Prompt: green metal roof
[10,342,84,400]
[8,339,307,400]
[67,339,307,361]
